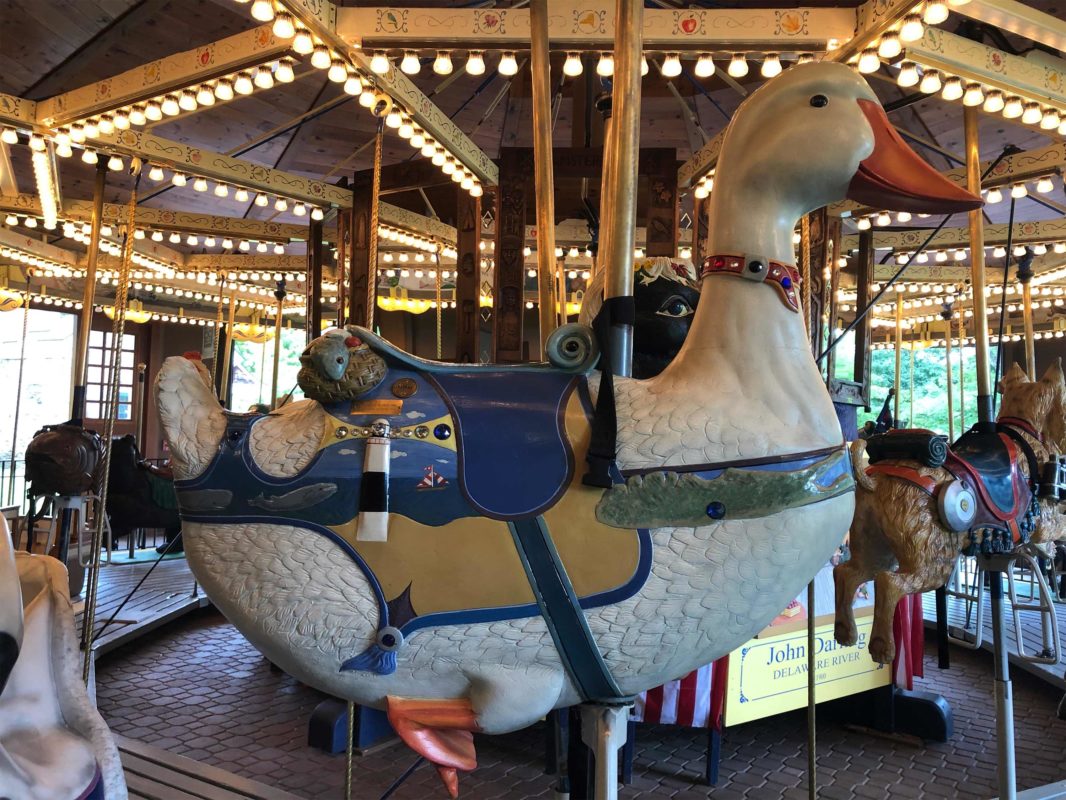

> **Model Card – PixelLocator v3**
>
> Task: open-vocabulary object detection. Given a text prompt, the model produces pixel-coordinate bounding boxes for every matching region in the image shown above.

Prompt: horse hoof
[868,636,895,665]
[834,620,857,647]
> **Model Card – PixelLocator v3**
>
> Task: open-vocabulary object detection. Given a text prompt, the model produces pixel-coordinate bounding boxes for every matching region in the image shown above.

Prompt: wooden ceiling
[1,0,1064,257]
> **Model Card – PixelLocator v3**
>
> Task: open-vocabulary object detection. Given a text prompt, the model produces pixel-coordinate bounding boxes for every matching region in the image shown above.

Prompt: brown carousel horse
[835,359,1066,665]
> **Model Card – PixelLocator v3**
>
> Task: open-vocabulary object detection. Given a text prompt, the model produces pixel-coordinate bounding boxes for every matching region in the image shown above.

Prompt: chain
[345,700,355,800]
[82,172,140,682]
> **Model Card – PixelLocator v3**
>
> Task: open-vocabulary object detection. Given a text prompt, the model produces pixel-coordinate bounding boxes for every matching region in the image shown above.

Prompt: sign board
[723,561,890,726]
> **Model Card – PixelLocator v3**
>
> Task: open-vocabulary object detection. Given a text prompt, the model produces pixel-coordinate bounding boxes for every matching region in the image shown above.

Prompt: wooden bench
[117,735,301,800]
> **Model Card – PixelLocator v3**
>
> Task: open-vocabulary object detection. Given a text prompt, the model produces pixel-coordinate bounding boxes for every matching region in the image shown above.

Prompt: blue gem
[781,276,793,289]
[706,501,726,520]
[434,423,452,440]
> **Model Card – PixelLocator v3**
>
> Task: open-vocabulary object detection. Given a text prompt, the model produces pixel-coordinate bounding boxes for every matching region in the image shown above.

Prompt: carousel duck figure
[155,62,980,798]
[835,360,1066,665]
[0,518,127,799]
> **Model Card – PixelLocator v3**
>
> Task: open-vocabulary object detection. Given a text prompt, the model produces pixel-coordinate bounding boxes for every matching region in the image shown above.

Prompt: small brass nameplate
[350,399,403,416]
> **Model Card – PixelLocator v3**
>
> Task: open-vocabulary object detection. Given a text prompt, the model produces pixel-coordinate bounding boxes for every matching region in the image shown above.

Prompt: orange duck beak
[847,99,983,214]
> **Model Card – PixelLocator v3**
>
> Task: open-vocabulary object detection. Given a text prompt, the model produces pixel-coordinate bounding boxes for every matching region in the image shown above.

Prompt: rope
[366,120,384,331]
[81,171,140,683]
[435,248,443,360]
[801,214,812,342]
[210,272,226,384]
[7,286,30,506]
[345,700,355,800]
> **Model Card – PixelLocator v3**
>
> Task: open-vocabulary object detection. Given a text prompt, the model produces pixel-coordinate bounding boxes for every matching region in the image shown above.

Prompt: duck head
[709,63,981,259]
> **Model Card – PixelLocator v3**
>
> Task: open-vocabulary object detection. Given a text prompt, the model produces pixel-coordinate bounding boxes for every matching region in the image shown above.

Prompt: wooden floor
[76,555,210,657]
[119,736,302,800]
[921,575,1066,691]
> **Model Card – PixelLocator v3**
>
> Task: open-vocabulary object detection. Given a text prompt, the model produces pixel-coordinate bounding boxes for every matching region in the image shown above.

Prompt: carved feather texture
[154,357,226,480]
[248,400,326,478]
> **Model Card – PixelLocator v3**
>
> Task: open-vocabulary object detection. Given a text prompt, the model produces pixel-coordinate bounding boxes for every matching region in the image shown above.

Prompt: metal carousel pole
[530,0,558,359]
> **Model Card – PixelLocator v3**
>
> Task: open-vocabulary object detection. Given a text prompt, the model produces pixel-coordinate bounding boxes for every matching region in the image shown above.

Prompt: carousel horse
[579,255,701,379]
[835,361,1066,664]
[155,63,980,797]
[0,517,127,799]
[105,435,182,554]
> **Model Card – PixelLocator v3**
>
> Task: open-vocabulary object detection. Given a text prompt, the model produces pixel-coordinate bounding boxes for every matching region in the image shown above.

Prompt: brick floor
[95,608,1066,799]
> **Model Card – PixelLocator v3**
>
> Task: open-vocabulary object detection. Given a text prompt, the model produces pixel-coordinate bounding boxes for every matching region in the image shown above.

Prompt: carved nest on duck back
[298,329,387,403]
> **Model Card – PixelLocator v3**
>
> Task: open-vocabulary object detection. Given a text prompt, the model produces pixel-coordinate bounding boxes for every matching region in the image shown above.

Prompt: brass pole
[894,294,903,424]
[806,579,817,800]
[909,344,915,427]
[530,0,558,359]
[1021,281,1036,381]
[945,318,955,441]
[964,107,992,423]
[270,282,286,407]
[595,96,614,282]
[601,0,644,377]
[958,312,966,430]
[71,163,108,421]
[219,290,237,405]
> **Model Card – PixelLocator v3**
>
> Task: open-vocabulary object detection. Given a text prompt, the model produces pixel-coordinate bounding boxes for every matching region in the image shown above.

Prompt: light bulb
[194,84,215,107]
[466,51,485,75]
[55,142,72,158]
[24,217,36,228]
[28,133,45,151]
[400,51,420,75]
[797,53,815,65]
[293,202,306,217]
[214,79,234,101]
[385,108,402,128]
[962,83,983,106]
[161,95,180,115]
[169,232,181,244]
[327,58,347,83]
[897,61,919,87]
[661,53,682,78]
[916,251,929,263]
[941,76,963,101]
[234,72,254,95]
[470,183,483,198]
[985,187,1003,203]
[433,51,453,75]
[151,231,163,242]
[255,65,275,88]
[935,250,947,262]
[83,119,99,138]
[498,51,518,76]
[954,248,966,261]
[410,130,425,148]
[992,246,1006,258]
[900,14,924,42]
[596,53,614,77]
[254,192,269,207]
[563,52,583,77]
[366,50,388,74]
[235,188,249,202]
[1011,183,1028,198]
[187,234,199,246]
[1037,176,1054,193]
[250,0,274,21]
[292,28,314,55]
[694,54,715,78]
[273,59,295,84]
[0,128,16,145]
[856,216,872,230]
[1040,108,1061,130]
[421,140,436,157]
[172,172,187,186]
[897,211,912,222]
[1013,245,1026,256]
[256,241,268,253]
[924,0,949,24]
[69,123,86,142]
[1021,102,1042,124]
[1003,95,1023,118]
[343,72,362,96]
[727,53,748,78]
[272,11,295,38]
[312,45,333,70]
[641,56,649,76]
[311,207,324,221]
[431,148,446,166]
[442,158,456,175]
[274,196,288,211]
[398,119,414,138]
[222,238,233,249]
[875,212,891,226]
[358,90,374,108]
[239,240,250,251]
[878,32,902,59]
[81,149,98,164]
[214,182,229,197]
[919,70,941,93]
[1033,243,1048,255]
[107,154,124,171]
[98,115,115,134]
[1054,242,1066,254]
[857,48,880,74]
[983,90,1004,113]
[179,89,198,110]
[193,177,208,192]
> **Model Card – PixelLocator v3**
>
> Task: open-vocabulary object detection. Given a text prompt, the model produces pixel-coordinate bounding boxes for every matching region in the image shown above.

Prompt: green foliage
[229,329,306,411]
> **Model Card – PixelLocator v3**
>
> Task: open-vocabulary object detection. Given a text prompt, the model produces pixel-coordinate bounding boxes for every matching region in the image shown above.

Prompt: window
[86,330,136,420]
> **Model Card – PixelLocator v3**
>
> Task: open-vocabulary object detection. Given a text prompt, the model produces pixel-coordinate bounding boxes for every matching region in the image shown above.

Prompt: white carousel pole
[530,0,558,359]
[600,0,643,377]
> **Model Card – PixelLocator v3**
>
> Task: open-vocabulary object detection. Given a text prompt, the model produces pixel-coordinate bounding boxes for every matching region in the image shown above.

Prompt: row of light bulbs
[232,0,485,197]
[870,330,1066,349]
[147,164,327,219]
[838,282,1066,303]
[893,62,1066,136]
[851,0,969,72]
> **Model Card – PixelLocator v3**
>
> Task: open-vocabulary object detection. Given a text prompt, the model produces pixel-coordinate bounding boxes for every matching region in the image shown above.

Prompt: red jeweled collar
[701,255,801,313]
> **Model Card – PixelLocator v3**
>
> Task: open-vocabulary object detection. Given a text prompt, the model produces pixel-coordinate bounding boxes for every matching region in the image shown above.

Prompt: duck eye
[656,295,694,319]
[810,94,829,108]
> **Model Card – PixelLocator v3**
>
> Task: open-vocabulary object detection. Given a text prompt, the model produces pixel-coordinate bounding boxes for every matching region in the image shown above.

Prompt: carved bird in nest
[297,327,387,402]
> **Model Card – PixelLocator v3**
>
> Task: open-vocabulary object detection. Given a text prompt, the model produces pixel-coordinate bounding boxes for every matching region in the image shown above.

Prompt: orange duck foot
[386,696,479,798]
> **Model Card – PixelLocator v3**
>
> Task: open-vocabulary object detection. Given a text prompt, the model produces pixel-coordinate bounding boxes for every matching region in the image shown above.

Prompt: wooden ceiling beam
[35,25,293,128]
[278,0,499,186]
[829,0,916,65]
[186,253,308,270]
[0,92,37,129]
[336,4,855,51]
[946,0,1066,54]
[0,225,79,266]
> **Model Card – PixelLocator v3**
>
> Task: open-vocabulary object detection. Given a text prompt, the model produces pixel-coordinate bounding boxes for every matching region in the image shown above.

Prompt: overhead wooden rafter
[945,0,1066,55]
[337,4,855,51]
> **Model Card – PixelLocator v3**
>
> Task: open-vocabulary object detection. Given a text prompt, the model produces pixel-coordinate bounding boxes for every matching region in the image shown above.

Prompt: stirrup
[944,554,984,650]
[1006,545,1060,665]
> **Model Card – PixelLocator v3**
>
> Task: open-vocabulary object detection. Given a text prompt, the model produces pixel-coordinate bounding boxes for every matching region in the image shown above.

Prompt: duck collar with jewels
[701,254,801,312]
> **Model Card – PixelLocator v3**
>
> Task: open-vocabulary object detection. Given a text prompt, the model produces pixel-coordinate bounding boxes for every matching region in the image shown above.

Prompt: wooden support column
[853,230,874,409]
[307,219,324,341]
[493,148,530,363]
[348,172,373,327]
[693,196,710,265]
[455,188,481,363]
[644,149,678,258]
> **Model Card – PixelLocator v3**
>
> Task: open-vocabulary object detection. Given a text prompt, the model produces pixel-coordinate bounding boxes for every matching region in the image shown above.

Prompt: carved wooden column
[693,195,710,265]
[347,171,373,327]
[643,149,678,258]
[455,188,481,363]
[492,148,529,363]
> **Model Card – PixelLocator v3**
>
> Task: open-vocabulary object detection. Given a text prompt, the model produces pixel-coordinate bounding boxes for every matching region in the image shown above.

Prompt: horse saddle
[359,329,589,520]
[946,428,1029,523]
